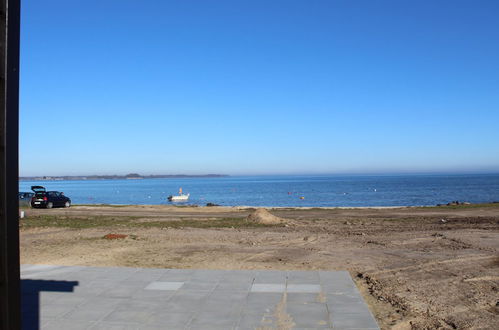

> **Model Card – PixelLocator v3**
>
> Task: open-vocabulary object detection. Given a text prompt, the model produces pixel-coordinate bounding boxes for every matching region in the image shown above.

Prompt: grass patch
[20,215,135,229]
[73,204,200,208]
[416,202,499,210]
[20,215,280,230]
[137,217,278,229]
[73,204,132,207]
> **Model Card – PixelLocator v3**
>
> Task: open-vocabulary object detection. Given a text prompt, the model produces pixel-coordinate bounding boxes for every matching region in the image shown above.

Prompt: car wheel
[64,201,71,208]
[46,202,53,209]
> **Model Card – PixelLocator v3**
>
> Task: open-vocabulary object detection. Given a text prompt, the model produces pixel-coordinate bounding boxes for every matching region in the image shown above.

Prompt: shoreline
[66,202,499,210]
[73,203,410,209]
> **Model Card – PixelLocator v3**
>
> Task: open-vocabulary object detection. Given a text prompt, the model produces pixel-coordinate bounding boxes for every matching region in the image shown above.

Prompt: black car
[30,186,71,208]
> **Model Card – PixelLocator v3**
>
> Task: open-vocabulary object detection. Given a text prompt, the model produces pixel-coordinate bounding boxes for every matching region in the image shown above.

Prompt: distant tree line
[19,174,228,181]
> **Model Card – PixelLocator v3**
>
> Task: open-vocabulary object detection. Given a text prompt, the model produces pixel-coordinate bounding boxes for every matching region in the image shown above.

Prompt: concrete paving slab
[39,303,76,319]
[287,284,322,293]
[220,270,257,281]
[71,283,112,297]
[180,280,218,291]
[144,281,184,291]
[253,270,288,283]
[157,274,193,282]
[21,264,379,329]
[146,311,194,327]
[286,303,330,328]
[286,292,324,304]
[250,283,286,292]
[190,309,240,329]
[236,313,267,329]
[330,312,380,330]
[131,288,177,300]
[172,289,212,300]
[103,309,155,324]
[98,284,142,299]
[22,267,81,280]
[43,319,96,330]
[22,264,57,272]
[88,322,140,330]
[114,298,166,312]
[243,292,285,316]
[60,305,116,321]
[287,270,320,284]
[77,297,125,309]
[216,281,253,292]
[126,269,168,281]
[35,292,61,305]
[203,292,248,304]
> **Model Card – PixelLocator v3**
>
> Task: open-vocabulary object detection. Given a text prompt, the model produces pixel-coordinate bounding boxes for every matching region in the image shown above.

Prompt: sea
[19,174,499,208]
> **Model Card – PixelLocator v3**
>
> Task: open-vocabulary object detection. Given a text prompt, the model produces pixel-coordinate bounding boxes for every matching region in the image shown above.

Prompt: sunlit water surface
[19,174,499,207]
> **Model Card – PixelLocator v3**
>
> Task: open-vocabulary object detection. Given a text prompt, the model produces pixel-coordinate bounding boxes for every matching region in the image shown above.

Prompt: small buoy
[374,189,377,192]
[300,196,305,200]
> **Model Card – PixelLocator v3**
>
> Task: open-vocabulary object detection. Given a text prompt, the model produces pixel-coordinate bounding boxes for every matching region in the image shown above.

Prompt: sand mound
[246,208,286,225]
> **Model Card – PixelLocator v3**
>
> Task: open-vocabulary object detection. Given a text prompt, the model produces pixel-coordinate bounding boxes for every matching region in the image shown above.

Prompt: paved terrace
[21,265,379,330]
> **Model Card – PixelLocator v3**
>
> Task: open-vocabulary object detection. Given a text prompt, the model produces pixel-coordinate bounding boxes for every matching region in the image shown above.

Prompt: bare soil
[20,204,499,329]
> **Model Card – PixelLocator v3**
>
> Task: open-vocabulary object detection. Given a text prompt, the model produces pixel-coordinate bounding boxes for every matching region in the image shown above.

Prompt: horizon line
[19,171,499,178]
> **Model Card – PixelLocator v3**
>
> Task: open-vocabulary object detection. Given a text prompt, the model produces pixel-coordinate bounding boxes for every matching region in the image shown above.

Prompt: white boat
[168,187,190,202]
[168,194,190,201]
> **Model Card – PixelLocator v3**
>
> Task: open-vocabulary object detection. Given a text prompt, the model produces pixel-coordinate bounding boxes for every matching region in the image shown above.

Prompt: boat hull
[168,194,190,202]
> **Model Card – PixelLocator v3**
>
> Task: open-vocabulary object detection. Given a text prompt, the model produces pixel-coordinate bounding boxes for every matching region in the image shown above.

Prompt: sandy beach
[19,204,499,329]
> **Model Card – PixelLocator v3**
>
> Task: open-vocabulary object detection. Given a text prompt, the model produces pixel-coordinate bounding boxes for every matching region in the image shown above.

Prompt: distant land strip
[19,174,229,181]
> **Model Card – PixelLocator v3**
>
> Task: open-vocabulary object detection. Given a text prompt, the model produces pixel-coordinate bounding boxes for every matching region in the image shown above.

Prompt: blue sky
[20,0,499,176]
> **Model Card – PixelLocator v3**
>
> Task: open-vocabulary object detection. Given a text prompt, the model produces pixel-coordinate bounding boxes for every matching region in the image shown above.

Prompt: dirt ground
[19,204,499,329]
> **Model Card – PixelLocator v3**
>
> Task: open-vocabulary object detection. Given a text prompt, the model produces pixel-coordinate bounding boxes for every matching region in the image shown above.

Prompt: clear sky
[20,0,499,176]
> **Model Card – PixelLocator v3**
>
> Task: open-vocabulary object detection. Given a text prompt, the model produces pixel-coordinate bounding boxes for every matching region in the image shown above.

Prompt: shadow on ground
[21,279,79,330]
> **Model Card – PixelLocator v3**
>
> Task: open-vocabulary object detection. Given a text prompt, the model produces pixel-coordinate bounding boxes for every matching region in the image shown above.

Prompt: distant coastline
[19,173,229,181]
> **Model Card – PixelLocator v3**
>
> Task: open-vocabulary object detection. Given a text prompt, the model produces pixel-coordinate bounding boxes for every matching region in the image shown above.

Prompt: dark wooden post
[0,0,21,329]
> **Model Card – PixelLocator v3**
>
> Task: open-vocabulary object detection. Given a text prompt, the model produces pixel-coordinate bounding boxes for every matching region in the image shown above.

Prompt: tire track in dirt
[368,254,496,276]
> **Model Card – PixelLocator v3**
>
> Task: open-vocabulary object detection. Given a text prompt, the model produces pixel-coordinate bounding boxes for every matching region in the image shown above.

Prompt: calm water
[19,174,499,207]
